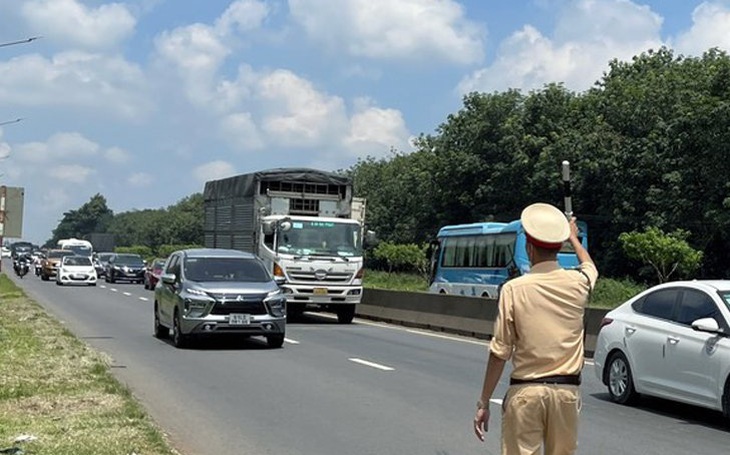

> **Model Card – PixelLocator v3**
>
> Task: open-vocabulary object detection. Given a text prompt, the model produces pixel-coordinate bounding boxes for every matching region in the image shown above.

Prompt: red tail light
[599,317,613,330]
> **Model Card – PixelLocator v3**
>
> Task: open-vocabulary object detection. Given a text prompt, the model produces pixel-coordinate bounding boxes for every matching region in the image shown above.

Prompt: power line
[0,118,23,127]
[0,36,41,48]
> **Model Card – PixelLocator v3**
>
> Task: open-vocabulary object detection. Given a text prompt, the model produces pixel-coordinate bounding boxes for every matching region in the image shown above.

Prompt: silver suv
[154,248,287,348]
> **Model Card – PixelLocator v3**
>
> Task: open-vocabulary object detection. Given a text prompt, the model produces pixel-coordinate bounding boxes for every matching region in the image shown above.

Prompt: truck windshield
[277,221,362,257]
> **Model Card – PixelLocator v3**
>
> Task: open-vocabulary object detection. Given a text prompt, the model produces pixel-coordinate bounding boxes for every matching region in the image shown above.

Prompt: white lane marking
[99,285,107,289]
[284,338,299,345]
[584,359,595,366]
[349,358,394,371]
[490,399,503,406]
[123,292,132,296]
[404,328,488,346]
[110,288,118,292]
[139,297,149,302]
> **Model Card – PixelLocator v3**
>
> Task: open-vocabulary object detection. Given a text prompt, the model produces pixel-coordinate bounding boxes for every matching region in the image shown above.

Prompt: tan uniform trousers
[501,384,581,455]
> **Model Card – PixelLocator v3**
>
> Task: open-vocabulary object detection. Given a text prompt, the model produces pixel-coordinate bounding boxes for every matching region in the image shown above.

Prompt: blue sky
[0,0,728,244]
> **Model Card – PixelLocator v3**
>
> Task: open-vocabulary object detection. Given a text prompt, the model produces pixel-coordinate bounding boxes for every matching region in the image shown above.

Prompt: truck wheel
[267,333,285,349]
[336,304,356,324]
[287,302,304,321]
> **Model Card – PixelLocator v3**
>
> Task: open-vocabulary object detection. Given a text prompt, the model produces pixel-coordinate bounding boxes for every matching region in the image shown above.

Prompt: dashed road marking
[284,338,299,345]
[110,288,118,292]
[123,292,132,296]
[490,399,503,406]
[139,297,149,302]
[348,358,394,371]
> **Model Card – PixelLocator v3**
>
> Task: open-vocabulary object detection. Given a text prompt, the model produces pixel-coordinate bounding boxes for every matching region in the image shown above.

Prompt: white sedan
[594,280,730,422]
[56,255,97,286]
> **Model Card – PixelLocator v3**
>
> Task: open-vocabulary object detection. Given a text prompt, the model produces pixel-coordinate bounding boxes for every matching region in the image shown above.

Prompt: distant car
[594,280,730,423]
[56,255,97,286]
[94,252,115,277]
[105,253,145,284]
[1,246,10,258]
[144,258,167,290]
[154,248,287,349]
[40,249,77,281]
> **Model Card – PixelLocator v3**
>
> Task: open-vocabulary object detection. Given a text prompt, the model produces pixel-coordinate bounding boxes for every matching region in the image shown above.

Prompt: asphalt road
[4,262,730,455]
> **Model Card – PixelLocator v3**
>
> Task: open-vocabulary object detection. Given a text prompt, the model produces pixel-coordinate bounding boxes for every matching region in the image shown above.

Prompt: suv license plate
[229,314,251,325]
[313,287,327,295]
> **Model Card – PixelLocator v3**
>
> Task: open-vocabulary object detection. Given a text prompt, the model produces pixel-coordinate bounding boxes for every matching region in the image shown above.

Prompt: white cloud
[220,112,265,150]
[105,147,132,164]
[128,172,153,187]
[194,160,237,183]
[41,188,72,212]
[15,132,100,163]
[20,0,136,50]
[0,51,151,119]
[673,2,730,56]
[47,164,95,184]
[289,0,484,64]
[345,100,412,156]
[215,0,271,34]
[258,69,348,146]
[458,0,664,94]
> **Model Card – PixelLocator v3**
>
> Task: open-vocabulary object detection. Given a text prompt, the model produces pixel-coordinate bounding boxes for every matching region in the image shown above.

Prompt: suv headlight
[183,288,213,317]
[264,290,286,317]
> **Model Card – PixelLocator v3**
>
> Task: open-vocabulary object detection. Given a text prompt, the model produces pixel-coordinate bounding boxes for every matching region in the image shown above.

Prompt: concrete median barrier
[358,288,609,355]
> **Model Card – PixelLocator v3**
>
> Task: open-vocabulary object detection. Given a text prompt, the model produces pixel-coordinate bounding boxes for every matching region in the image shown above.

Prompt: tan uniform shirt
[489,261,598,380]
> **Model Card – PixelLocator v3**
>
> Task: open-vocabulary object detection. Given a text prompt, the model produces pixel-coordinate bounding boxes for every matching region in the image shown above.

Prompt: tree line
[349,47,730,281]
[50,47,730,281]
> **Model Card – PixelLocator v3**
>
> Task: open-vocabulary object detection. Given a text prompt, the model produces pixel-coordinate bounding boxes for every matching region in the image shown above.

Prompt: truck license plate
[229,313,251,325]
[313,287,327,295]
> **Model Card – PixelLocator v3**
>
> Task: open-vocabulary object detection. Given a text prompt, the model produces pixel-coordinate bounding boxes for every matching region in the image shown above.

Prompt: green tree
[619,227,703,283]
[50,194,113,245]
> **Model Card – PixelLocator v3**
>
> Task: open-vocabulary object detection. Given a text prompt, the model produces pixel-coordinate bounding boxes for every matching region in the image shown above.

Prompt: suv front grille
[208,293,268,315]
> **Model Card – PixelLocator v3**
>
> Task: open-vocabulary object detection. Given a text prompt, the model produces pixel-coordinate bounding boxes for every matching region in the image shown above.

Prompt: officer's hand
[569,217,579,240]
[473,407,490,441]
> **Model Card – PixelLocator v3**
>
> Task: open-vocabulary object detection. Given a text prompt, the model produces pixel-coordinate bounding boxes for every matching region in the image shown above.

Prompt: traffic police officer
[473,202,597,455]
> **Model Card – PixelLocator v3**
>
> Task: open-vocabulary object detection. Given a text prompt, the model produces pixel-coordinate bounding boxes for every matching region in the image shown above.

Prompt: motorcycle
[13,255,30,279]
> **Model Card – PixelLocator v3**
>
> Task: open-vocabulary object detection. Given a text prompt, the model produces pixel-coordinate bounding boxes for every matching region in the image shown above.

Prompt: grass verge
[0,273,179,455]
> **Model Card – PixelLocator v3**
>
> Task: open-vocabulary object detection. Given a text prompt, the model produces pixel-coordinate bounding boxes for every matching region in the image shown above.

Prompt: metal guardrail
[357,289,609,355]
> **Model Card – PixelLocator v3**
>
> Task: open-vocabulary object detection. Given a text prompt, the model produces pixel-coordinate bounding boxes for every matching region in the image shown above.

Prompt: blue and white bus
[427,220,588,299]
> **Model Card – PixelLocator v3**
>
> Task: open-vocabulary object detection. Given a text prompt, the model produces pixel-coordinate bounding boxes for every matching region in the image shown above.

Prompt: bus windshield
[64,245,92,257]
[276,221,362,257]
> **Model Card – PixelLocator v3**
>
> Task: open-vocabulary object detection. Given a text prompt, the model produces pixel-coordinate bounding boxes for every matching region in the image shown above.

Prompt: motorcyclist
[14,253,31,278]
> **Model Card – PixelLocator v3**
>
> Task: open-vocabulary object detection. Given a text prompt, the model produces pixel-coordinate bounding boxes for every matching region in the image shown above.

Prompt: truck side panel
[204,196,256,253]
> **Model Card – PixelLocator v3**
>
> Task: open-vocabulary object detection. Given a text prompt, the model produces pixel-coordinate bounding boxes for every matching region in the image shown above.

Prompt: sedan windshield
[65,256,92,266]
[114,255,144,266]
[719,292,730,313]
[184,257,270,283]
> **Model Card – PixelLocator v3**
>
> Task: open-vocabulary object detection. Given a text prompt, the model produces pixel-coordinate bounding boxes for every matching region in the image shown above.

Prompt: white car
[56,255,97,286]
[1,246,9,258]
[594,280,730,422]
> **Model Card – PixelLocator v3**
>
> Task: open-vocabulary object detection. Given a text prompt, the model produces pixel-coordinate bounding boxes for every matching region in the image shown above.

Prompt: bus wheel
[439,289,447,294]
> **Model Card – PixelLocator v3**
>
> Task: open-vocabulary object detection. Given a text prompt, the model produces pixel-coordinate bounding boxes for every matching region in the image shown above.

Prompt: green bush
[372,242,428,275]
[589,277,647,309]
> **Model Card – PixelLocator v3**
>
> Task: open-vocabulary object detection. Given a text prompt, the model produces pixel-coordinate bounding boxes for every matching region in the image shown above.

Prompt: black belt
[510,374,581,386]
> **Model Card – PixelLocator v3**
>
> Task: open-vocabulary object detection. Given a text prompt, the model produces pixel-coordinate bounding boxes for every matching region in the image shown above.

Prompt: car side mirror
[274,275,286,286]
[161,273,176,285]
[691,317,722,335]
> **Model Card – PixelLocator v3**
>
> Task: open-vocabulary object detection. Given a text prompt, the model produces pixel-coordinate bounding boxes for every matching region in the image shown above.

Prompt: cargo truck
[203,168,370,323]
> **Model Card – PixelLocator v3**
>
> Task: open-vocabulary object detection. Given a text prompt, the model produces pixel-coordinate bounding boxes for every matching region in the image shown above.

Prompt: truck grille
[287,271,353,283]
[208,293,268,315]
